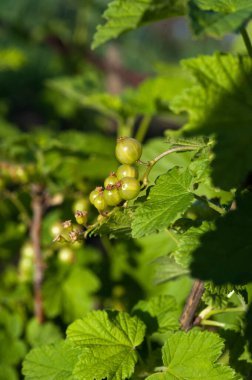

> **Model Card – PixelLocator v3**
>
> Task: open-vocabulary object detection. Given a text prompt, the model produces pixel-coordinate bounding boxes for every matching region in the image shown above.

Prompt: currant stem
[206,201,225,215]
[135,115,152,143]
[180,279,205,331]
[241,28,252,58]
[195,195,226,216]
[4,190,31,226]
[200,320,226,328]
[199,306,245,322]
[118,117,135,138]
[142,145,199,187]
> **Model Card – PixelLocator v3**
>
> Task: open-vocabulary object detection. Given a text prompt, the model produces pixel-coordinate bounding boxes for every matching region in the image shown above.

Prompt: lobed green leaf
[22,340,80,380]
[67,310,146,380]
[147,330,235,380]
[92,0,187,49]
[132,167,195,238]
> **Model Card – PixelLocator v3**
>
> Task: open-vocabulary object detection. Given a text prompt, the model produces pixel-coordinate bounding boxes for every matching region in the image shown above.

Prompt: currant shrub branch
[55,135,230,241]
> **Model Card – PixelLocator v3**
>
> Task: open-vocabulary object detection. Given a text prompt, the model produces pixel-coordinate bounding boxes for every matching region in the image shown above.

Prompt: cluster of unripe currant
[89,137,142,213]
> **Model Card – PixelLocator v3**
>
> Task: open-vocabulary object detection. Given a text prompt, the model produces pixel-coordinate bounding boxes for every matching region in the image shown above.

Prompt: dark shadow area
[190,192,252,284]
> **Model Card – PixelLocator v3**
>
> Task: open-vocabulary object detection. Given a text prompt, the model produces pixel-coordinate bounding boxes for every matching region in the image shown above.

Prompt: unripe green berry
[116,164,138,180]
[75,210,88,225]
[104,186,122,206]
[19,257,33,282]
[50,222,62,237]
[58,247,75,264]
[89,187,103,205]
[93,193,107,211]
[118,177,140,200]
[21,242,34,259]
[72,198,89,213]
[115,137,142,164]
[104,172,118,187]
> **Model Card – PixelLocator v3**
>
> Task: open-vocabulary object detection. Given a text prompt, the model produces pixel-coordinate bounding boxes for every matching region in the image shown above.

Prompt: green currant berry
[75,210,88,225]
[104,186,122,206]
[118,177,140,200]
[115,137,142,164]
[93,193,107,211]
[19,256,33,282]
[116,164,138,180]
[72,198,89,213]
[50,222,62,237]
[15,166,28,184]
[89,186,103,205]
[58,248,75,264]
[104,172,118,188]
[21,242,34,259]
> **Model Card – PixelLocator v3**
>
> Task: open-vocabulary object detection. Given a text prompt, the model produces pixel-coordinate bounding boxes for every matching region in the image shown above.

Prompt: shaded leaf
[172,221,212,268]
[22,340,79,380]
[0,365,18,380]
[189,0,252,37]
[154,256,189,284]
[203,283,245,308]
[133,295,179,334]
[26,319,63,347]
[172,53,252,189]
[43,266,100,323]
[191,193,252,284]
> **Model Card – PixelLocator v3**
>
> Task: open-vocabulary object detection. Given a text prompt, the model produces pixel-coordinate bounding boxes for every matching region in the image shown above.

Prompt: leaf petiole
[200,306,245,322]
[241,27,252,58]
[200,320,226,328]
[142,145,199,186]
[135,115,152,143]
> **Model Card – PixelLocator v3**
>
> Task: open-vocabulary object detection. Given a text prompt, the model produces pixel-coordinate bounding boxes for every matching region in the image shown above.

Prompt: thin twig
[135,115,152,143]
[30,184,45,324]
[4,190,31,226]
[241,28,252,58]
[180,279,205,331]
[194,195,225,215]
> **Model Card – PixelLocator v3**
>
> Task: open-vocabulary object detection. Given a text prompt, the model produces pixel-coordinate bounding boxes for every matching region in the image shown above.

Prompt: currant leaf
[146,330,236,380]
[22,340,80,380]
[172,53,252,189]
[154,256,189,284]
[43,266,100,323]
[189,0,252,37]
[132,295,179,335]
[92,0,187,49]
[67,310,146,380]
[132,167,195,238]
[203,283,245,308]
[171,221,212,268]
[90,207,133,239]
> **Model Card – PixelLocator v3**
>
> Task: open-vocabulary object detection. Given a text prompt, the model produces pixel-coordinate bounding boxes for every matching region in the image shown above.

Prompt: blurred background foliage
[0,1,244,378]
